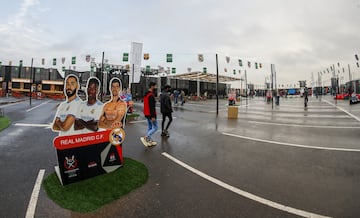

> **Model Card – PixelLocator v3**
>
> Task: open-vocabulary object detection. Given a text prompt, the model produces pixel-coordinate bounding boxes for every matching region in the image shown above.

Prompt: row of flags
[1,54,264,76]
[317,54,360,76]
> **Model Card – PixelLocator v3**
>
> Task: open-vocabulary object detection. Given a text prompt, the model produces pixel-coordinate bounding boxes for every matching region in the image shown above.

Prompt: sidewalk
[0,96,27,106]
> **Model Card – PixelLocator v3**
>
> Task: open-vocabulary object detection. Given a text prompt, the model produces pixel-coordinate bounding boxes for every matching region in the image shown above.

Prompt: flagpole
[216,53,219,116]
[29,58,33,106]
[101,51,104,101]
[245,69,248,106]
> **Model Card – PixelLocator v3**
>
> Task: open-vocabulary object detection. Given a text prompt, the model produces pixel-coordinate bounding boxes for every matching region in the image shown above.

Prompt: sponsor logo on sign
[109,153,116,162]
[109,128,125,145]
[88,161,97,168]
[64,155,78,170]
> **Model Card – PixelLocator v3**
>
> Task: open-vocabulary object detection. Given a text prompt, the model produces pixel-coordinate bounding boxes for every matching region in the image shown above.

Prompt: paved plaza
[1,95,360,217]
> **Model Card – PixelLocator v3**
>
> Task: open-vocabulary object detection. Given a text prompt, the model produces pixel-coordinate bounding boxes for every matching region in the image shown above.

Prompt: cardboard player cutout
[51,75,125,185]
[98,77,127,129]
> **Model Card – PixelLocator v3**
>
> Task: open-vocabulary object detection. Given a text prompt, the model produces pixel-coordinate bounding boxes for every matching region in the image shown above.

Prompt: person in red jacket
[141,82,158,147]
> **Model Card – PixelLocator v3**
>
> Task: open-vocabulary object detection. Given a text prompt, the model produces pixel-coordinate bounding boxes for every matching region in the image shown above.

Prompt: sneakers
[140,136,157,147]
[161,130,170,137]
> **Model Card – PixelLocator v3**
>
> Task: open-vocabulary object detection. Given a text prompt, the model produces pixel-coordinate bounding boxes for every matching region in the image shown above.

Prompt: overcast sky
[0,0,359,87]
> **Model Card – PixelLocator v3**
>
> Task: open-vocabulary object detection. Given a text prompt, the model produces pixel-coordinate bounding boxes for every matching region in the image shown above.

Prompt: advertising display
[52,75,127,185]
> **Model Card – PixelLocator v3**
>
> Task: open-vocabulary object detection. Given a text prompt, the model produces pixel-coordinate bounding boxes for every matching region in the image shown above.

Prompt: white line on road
[324,100,360,122]
[25,169,45,218]
[26,101,50,112]
[222,132,360,152]
[161,152,331,218]
[129,117,177,124]
[248,120,360,129]
[14,123,50,128]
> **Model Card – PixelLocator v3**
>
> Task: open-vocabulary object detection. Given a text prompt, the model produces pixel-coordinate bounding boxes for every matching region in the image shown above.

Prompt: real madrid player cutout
[52,74,82,136]
[74,77,104,134]
[98,78,127,130]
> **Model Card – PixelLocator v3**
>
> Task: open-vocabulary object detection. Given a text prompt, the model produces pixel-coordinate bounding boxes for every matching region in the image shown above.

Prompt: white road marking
[222,132,360,152]
[25,169,45,218]
[324,100,360,122]
[248,120,360,129]
[14,123,50,128]
[129,117,177,124]
[239,111,350,118]
[161,152,331,218]
[26,101,50,112]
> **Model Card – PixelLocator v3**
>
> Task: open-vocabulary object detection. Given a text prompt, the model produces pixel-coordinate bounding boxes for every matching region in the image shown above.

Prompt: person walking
[160,85,173,137]
[304,87,309,108]
[180,90,185,106]
[141,82,158,147]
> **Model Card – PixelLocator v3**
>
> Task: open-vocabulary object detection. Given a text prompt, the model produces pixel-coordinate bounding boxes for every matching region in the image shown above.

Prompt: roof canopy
[168,72,240,83]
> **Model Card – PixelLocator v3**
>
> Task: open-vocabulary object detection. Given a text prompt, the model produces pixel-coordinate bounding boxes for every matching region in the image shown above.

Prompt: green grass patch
[126,113,140,119]
[0,116,11,132]
[43,157,148,213]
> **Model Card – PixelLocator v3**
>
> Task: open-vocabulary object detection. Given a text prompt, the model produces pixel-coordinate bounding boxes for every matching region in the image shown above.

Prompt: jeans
[146,117,158,140]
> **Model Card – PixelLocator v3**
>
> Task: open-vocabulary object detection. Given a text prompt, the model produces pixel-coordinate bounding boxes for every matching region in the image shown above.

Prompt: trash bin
[228,106,238,119]
[275,96,280,105]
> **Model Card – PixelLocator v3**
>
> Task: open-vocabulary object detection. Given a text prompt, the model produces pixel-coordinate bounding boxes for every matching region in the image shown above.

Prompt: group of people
[140,82,174,147]
[173,89,186,106]
[53,75,175,148]
[52,75,127,136]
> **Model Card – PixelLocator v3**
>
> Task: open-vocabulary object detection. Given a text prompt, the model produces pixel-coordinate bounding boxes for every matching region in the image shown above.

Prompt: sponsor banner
[54,130,124,185]
[130,42,143,84]
[56,140,123,185]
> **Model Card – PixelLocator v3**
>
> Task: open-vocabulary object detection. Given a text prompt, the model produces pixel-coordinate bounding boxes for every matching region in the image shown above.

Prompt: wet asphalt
[1,96,360,217]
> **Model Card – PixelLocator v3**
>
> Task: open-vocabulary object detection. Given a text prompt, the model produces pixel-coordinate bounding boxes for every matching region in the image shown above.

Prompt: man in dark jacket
[140,82,158,147]
[160,85,173,137]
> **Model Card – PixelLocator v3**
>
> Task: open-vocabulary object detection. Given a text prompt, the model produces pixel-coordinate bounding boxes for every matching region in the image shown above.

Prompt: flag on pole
[225,56,230,63]
[72,56,76,65]
[144,53,150,60]
[123,53,129,62]
[166,54,172,63]
[146,65,151,73]
[198,54,204,62]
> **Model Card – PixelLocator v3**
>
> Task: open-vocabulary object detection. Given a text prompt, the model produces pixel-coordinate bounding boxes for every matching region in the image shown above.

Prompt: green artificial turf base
[0,116,11,132]
[43,157,148,213]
